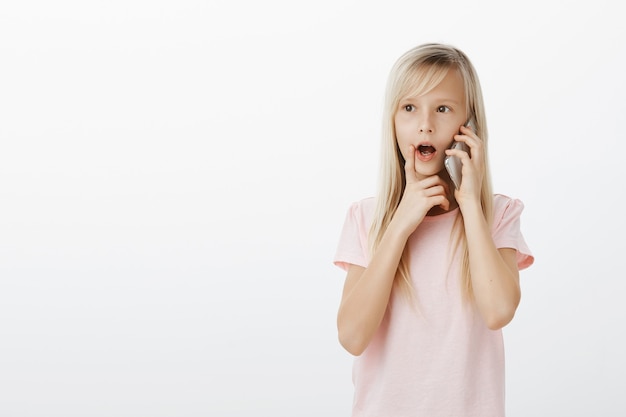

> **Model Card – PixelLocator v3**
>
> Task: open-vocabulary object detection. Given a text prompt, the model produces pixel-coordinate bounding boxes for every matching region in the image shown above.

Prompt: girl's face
[394,68,468,181]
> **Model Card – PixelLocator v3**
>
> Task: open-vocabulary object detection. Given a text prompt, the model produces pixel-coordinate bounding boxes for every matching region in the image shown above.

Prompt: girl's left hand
[445,124,485,206]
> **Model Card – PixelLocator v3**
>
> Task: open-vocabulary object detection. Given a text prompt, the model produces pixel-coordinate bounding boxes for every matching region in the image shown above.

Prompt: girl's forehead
[400,69,465,101]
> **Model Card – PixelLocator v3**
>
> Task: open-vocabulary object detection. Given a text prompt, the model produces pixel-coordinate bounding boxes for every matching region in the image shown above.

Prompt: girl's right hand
[392,145,450,235]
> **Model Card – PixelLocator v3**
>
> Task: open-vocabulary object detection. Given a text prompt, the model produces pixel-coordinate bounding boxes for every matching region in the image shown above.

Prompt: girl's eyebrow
[400,95,462,104]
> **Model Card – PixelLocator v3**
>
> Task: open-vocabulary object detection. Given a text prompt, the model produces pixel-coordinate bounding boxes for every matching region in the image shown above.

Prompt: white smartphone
[444,121,472,189]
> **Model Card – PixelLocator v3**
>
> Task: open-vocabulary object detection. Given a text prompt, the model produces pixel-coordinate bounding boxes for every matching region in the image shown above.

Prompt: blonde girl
[334,43,534,416]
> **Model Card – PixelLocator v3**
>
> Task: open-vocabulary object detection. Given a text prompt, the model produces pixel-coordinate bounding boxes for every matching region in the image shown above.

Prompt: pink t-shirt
[334,194,534,417]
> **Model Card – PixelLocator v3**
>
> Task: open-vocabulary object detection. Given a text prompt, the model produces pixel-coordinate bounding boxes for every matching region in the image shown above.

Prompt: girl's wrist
[458,197,482,217]
[388,215,416,241]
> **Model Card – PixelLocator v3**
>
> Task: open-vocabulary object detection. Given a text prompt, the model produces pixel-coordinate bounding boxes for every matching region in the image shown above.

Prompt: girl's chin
[415,168,446,179]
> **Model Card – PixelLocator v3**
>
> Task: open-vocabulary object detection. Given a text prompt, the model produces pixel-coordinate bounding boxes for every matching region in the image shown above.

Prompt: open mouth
[418,145,436,156]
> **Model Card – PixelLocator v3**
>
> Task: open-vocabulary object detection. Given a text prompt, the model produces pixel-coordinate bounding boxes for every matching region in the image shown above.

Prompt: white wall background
[1,1,625,416]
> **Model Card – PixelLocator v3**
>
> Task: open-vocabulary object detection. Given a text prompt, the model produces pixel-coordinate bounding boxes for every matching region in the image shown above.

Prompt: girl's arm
[450,125,521,329]
[461,201,520,329]
[336,221,410,356]
[337,145,451,356]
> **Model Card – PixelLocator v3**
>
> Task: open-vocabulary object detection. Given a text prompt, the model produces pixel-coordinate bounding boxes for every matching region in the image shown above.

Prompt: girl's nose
[417,113,433,133]
[418,121,433,133]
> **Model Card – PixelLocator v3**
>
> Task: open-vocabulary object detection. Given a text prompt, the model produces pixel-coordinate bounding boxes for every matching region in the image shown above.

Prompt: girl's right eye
[404,104,415,112]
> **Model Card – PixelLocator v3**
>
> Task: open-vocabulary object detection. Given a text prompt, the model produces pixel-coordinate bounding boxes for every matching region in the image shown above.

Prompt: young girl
[333,43,534,416]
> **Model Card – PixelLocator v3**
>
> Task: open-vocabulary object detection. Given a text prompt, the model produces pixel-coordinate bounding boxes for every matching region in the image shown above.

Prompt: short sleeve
[333,200,372,271]
[492,195,535,270]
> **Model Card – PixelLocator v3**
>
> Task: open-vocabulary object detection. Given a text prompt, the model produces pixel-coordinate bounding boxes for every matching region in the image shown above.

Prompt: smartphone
[444,122,472,189]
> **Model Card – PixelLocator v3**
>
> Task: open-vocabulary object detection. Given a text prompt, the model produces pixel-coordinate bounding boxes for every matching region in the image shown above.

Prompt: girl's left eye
[436,105,450,113]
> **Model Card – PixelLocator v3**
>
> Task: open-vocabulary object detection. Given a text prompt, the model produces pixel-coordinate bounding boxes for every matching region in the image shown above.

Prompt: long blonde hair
[369,43,494,301]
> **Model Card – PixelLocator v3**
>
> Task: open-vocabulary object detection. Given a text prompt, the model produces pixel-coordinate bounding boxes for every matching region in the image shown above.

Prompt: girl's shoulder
[492,193,527,224]
[347,194,528,225]
[493,193,525,207]
[493,193,522,206]
[353,196,376,210]
[344,196,377,227]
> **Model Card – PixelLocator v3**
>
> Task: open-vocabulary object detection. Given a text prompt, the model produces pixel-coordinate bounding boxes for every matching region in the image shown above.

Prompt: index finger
[404,145,417,181]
